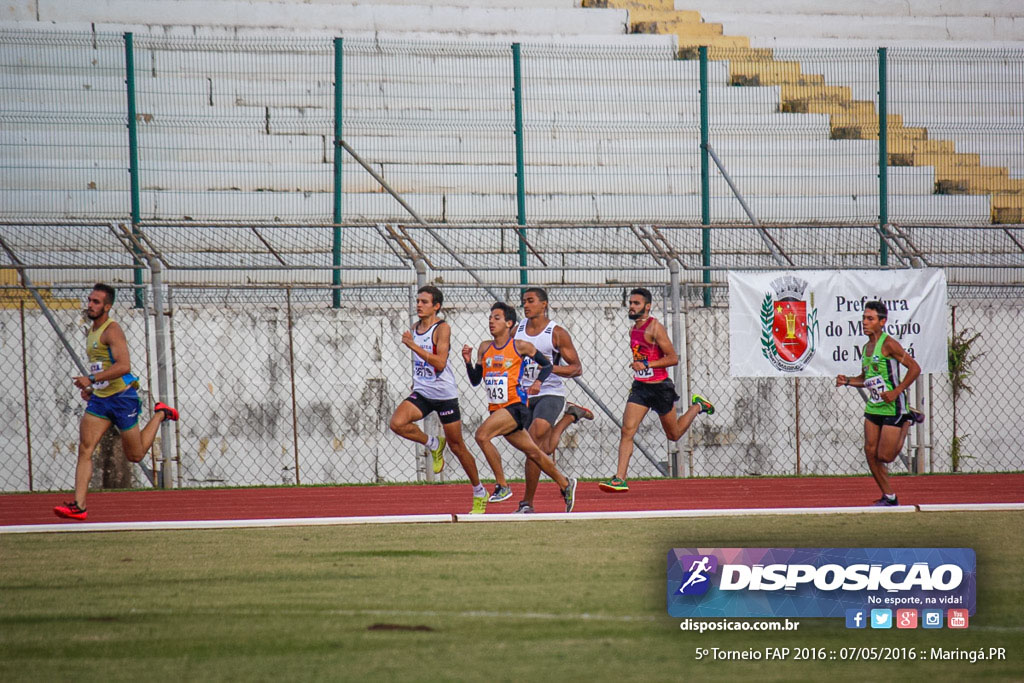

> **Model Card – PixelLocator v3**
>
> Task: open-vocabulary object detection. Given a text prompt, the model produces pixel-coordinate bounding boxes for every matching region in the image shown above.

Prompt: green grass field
[2,511,1022,682]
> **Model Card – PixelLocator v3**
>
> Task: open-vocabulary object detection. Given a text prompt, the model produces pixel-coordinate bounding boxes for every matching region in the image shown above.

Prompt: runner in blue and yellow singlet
[53,283,180,521]
[462,302,579,511]
[836,300,923,507]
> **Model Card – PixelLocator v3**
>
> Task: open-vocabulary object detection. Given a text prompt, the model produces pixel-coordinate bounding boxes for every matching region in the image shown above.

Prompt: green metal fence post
[332,37,344,308]
[699,46,711,307]
[124,32,144,308]
[512,42,528,287]
[878,47,889,266]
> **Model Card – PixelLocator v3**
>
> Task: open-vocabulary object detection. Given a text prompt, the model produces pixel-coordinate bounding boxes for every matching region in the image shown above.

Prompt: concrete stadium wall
[3,301,1020,492]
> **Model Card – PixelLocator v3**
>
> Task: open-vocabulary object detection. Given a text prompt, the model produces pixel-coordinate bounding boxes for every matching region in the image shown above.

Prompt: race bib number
[484,375,509,405]
[88,361,110,390]
[864,375,886,403]
[521,358,539,383]
[634,365,655,380]
[414,360,435,380]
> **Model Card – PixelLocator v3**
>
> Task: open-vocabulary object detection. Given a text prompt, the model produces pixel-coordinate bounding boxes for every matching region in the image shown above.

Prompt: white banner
[728,269,948,377]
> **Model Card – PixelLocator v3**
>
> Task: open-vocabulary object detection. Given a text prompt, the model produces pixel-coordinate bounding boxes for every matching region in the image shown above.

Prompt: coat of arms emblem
[760,275,818,372]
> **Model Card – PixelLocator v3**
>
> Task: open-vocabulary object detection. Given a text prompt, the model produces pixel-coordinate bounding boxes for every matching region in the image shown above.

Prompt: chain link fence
[2,221,1022,492]
[3,28,1023,226]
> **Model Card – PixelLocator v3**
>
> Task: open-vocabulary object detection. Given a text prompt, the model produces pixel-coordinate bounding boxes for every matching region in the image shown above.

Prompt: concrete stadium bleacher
[1,0,1021,226]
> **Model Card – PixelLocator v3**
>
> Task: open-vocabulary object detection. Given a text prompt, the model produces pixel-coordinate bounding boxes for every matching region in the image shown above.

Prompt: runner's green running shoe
[562,477,578,513]
[691,394,714,415]
[430,436,446,474]
[598,476,629,493]
[488,484,513,503]
[470,496,487,514]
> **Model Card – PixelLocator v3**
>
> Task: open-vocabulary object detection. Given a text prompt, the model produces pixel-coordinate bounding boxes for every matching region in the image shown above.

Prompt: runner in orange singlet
[462,302,578,512]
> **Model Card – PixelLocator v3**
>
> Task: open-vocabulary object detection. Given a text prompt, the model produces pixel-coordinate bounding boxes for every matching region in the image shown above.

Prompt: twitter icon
[870,609,893,629]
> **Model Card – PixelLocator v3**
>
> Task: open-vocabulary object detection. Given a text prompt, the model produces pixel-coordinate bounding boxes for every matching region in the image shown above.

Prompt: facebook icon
[845,609,867,629]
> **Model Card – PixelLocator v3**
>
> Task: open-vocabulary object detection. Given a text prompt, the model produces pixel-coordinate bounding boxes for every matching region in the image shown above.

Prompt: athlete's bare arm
[403,321,451,373]
[836,343,870,387]
[879,336,921,403]
[514,339,537,358]
[551,326,582,378]
[646,319,679,369]
[73,321,131,389]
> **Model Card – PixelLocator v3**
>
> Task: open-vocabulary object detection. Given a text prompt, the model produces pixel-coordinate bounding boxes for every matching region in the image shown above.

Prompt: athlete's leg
[522,417,554,505]
[504,428,569,490]
[388,400,428,445]
[894,420,913,456]
[876,425,906,465]
[863,419,893,496]
[615,402,650,480]
[75,414,112,509]
[474,410,516,488]
[662,403,701,441]
[121,411,167,463]
[537,411,580,455]
[441,420,481,486]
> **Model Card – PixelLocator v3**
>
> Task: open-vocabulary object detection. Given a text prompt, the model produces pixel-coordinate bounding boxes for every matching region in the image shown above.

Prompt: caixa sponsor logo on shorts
[667,548,976,618]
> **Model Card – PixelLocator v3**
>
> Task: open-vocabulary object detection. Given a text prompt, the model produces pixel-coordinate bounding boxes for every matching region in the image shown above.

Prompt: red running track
[2,474,1023,526]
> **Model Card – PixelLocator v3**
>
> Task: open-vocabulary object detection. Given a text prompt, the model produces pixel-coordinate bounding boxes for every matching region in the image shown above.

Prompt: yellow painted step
[582,0,674,10]
[627,7,702,23]
[676,35,750,58]
[992,194,1024,223]
[731,60,825,87]
[634,19,724,37]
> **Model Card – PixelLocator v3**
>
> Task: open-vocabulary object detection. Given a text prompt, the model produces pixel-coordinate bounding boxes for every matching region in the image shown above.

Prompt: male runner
[512,287,592,513]
[388,285,488,514]
[835,300,922,506]
[54,283,179,520]
[462,302,578,512]
[600,287,713,493]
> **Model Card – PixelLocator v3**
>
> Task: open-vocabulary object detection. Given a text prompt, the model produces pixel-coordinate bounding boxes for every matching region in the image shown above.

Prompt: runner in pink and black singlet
[599,287,716,494]
[630,317,669,384]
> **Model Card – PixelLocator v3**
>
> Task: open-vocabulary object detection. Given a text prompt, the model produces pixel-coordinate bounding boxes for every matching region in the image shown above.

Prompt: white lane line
[3,502,1020,534]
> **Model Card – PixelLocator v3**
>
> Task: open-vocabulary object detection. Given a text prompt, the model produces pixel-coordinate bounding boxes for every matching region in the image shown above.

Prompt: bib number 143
[484,375,508,405]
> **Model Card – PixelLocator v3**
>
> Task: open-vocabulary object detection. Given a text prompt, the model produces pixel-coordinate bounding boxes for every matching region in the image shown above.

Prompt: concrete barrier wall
[3,299,1022,491]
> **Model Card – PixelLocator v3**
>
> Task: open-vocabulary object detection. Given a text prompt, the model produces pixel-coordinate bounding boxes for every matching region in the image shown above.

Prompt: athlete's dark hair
[417,285,443,308]
[491,301,518,325]
[865,300,888,319]
[522,287,548,303]
[629,287,652,306]
[92,283,116,305]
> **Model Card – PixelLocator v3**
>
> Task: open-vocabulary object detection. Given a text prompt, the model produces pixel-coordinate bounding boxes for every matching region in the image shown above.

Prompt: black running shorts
[864,412,913,428]
[627,379,680,416]
[404,393,462,425]
[498,402,532,434]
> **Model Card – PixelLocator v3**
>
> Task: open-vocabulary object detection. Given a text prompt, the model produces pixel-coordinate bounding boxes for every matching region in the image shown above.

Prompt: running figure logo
[676,554,718,595]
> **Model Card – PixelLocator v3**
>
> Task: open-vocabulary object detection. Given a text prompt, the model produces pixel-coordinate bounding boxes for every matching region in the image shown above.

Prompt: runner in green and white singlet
[835,301,922,507]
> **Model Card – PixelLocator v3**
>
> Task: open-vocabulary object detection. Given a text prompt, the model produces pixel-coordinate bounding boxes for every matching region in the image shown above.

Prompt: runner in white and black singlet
[510,287,593,514]
[388,285,489,514]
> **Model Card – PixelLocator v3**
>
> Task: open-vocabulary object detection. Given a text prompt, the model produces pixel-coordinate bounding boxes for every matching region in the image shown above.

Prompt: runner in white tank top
[388,285,488,514]
[412,321,458,401]
[511,287,595,513]
[514,318,566,398]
